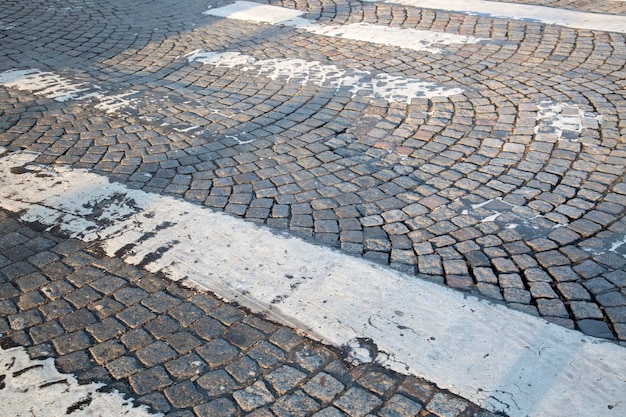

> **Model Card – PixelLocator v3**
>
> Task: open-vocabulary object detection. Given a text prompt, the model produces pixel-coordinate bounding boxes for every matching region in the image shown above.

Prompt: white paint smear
[0,69,91,102]
[366,0,626,33]
[535,100,602,139]
[0,69,138,113]
[0,346,160,417]
[186,51,464,102]
[1,149,625,417]
[204,1,485,53]
[94,90,140,114]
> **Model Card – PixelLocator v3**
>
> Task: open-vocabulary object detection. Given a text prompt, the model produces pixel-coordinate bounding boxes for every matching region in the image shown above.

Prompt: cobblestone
[0,211,495,416]
[1,0,626,412]
[3,0,624,339]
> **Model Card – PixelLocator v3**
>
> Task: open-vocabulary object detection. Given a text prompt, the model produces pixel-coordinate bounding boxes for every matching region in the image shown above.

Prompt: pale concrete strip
[0,345,160,417]
[365,0,626,33]
[1,149,625,417]
[185,50,464,103]
[204,1,486,53]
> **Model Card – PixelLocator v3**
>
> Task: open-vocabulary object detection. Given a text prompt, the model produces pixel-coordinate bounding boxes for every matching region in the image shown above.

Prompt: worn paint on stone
[0,69,138,113]
[1,149,625,417]
[186,51,464,103]
[204,1,486,53]
[365,0,626,33]
[0,345,159,417]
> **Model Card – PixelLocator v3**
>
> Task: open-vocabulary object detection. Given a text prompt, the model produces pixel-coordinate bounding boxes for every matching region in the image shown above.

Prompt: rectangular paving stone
[65,286,101,308]
[169,302,204,327]
[14,272,49,292]
[165,331,202,354]
[67,265,108,287]
[116,304,157,328]
[165,352,208,380]
[211,304,245,326]
[105,355,142,380]
[379,394,423,417]
[164,381,206,409]
[2,262,37,281]
[272,389,320,416]
[142,290,181,313]
[129,366,173,396]
[248,341,287,369]
[86,317,127,342]
[197,368,240,397]
[0,282,20,300]
[225,323,264,350]
[233,380,275,412]
[29,320,64,344]
[190,315,226,341]
[265,365,307,396]
[121,328,154,351]
[17,290,46,310]
[570,301,604,320]
[52,330,91,355]
[60,308,97,332]
[89,275,126,294]
[56,350,93,374]
[335,387,382,416]
[145,314,180,338]
[40,280,75,300]
[136,341,178,367]
[113,287,149,306]
[9,309,43,330]
[196,338,239,367]
[90,340,127,365]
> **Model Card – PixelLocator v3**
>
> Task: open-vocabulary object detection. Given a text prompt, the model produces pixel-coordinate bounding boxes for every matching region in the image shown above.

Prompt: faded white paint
[0,69,91,102]
[365,0,626,33]
[0,346,160,417]
[186,51,464,103]
[0,69,138,113]
[204,1,485,53]
[94,90,140,114]
[205,1,304,24]
[1,149,625,417]
[535,101,602,139]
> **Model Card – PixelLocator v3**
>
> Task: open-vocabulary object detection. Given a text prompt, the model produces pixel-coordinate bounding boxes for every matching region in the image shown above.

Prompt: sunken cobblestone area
[0,210,498,417]
[1,0,625,342]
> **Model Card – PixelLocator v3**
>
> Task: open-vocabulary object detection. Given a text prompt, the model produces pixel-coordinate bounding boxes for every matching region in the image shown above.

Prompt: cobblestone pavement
[1,0,625,340]
[450,0,626,15]
[0,208,497,416]
[470,0,626,15]
[0,0,625,410]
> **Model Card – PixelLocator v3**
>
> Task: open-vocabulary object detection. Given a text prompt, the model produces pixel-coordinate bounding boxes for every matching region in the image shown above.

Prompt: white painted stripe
[0,345,160,417]
[185,51,464,103]
[204,1,486,53]
[366,0,626,33]
[0,69,138,113]
[1,149,625,417]
[205,1,305,24]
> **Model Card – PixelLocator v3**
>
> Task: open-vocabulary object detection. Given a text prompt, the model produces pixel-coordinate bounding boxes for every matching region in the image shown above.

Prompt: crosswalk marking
[367,0,626,33]
[1,346,158,417]
[1,149,624,417]
[204,1,486,53]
